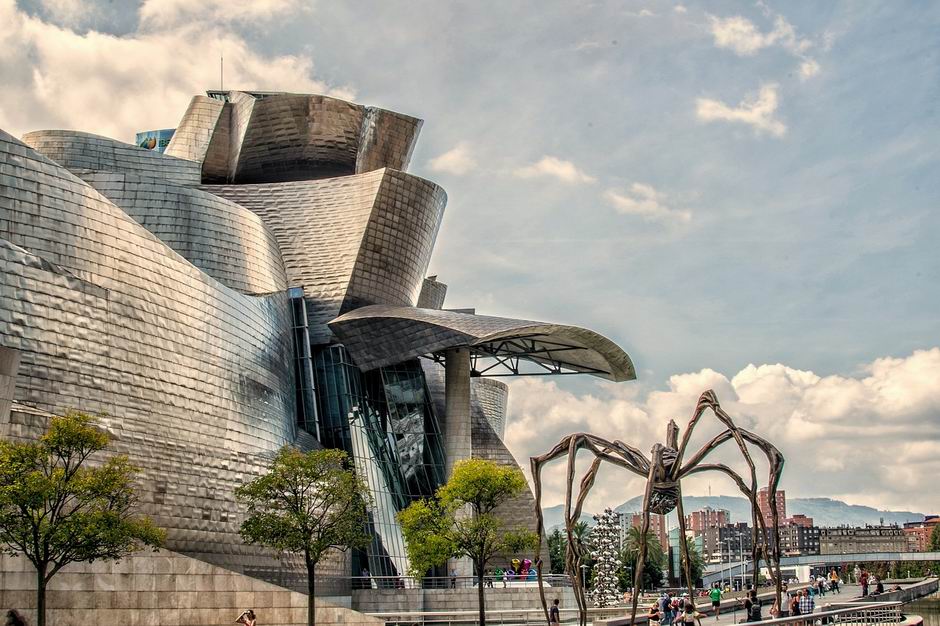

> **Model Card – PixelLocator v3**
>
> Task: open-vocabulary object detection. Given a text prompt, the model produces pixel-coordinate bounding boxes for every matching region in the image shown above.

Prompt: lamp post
[581,564,588,590]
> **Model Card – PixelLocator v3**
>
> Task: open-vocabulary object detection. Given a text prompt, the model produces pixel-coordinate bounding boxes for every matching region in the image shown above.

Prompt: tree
[589,509,622,607]
[929,525,940,552]
[0,410,165,626]
[399,459,539,626]
[677,536,705,588]
[548,528,566,574]
[236,447,371,626]
[620,526,665,590]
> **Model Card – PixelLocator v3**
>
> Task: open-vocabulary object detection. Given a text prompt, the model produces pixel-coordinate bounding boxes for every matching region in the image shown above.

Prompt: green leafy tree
[548,528,566,574]
[0,410,165,626]
[399,459,539,626]
[678,537,705,588]
[619,527,665,590]
[929,525,940,552]
[236,447,371,626]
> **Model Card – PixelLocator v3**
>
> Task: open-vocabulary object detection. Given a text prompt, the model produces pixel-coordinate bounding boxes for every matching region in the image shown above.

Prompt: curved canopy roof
[328,305,636,382]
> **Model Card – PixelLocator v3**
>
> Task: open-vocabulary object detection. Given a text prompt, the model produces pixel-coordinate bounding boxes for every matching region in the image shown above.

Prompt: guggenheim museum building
[0,90,635,596]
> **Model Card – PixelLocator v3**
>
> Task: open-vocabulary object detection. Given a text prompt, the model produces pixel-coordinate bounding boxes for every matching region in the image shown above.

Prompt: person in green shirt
[708,584,723,619]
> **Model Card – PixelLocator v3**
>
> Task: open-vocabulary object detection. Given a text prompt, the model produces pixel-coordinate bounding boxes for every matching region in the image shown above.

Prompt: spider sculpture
[531,390,785,626]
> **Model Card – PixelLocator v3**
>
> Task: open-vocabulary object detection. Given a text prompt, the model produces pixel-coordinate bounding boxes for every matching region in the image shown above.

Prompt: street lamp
[581,564,589,590]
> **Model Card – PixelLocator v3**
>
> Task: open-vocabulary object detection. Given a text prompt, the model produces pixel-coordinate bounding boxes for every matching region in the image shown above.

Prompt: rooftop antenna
[220,53,224,91]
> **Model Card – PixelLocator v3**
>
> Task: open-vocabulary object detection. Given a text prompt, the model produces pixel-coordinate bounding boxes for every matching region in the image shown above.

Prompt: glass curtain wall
[312,345,446,582]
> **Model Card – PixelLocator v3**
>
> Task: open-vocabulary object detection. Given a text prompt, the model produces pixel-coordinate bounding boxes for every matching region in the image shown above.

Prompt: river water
[907,593,940,626]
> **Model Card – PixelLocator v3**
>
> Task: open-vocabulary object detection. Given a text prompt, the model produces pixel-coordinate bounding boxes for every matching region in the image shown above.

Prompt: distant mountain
[542,504,596,531]
[542,495,923,531]
[614,495,924,529]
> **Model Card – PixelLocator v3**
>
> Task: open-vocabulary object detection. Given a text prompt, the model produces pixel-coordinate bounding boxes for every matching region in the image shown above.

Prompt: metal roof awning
[328,305,636,382]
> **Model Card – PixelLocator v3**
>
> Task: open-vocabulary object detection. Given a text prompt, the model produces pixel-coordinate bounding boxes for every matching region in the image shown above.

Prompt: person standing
[799,588,815,616]
[789,592,801,618]
[709,584,723,620]
[860,571,869,597]
[549,598,561,626]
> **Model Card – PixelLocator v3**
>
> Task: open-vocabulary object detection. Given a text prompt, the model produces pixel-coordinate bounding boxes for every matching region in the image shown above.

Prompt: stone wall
[0,550,381,626]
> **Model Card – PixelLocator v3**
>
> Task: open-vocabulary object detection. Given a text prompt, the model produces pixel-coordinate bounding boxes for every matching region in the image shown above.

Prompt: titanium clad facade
[80,171,288,295]
[2,87,635,595]
[167,91,422,184]
[203,170,446,343]
[0,130,322,580]
[22,130,201,186]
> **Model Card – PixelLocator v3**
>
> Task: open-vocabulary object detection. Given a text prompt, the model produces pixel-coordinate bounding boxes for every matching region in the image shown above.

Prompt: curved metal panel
[0,129,308,577]
[329,305,636,382]
[169,91,423,183]
[202,169,446,343]
[81,171,288,294]
[163,95,226,165]
[22,129,201,186]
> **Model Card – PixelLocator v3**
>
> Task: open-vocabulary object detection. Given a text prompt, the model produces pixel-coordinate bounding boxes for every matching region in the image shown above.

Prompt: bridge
[702,551,940,586]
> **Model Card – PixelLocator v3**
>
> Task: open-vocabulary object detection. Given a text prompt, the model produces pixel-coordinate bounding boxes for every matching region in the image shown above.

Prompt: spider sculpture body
[531,390,785,626]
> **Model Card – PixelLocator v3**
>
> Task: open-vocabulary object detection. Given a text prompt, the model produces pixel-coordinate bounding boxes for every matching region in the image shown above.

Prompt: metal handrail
[366,600,905,626]
[350,574,573,590]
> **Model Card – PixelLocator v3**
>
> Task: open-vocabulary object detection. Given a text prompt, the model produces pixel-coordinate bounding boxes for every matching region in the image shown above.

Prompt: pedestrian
[236,609,257,626]
[682,600,701,626]
[663,593,676,626]
[4,610,27,626]
[860,570,869,597]
[788,592,801,618]
[450,567,458,588]
[769,598,780,620]
[745,590,761,623]
[549,598,561,626]
[799,587,815,616]
[875,577,884,595]
[709,584,723,620]
[649,601,662,626]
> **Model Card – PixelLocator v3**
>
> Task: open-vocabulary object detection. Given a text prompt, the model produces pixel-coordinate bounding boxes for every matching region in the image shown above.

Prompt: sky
[2,0,938,514]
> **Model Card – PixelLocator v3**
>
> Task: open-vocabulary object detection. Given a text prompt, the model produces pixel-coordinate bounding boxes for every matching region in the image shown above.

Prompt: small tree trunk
[36,563,48,626]
[306,557,316,626]
[477,563,486,626]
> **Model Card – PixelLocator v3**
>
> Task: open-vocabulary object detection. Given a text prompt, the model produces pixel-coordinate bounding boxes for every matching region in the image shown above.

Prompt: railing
[351,574,573,590]
[755,601,904,626]
[366,600,905,626]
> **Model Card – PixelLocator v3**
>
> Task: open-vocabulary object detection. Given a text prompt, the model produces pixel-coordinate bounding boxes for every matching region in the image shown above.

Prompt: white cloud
[505,347,940,513]
[708,13,810,57]
[799,58,821,80]
[696,83,787,137]
[513,156,597,184]
[0,1,350,142]
[604,183,692,222]
[428,142,477,176]
[139,0,307,28]
[674,5,688,14]
[707,10,821,80]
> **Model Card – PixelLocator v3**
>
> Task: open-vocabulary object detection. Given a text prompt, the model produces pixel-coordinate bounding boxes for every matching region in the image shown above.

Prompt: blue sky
[3,0,939,512]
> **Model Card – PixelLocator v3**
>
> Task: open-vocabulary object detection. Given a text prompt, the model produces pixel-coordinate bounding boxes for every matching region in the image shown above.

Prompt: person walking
[661,592,674,626]
[549,598,561,626]
[708,584,723,620]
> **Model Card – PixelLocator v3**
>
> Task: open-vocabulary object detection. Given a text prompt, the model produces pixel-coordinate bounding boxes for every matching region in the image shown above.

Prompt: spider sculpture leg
[674,391,786,608]
[531,434,649,626]
[629,444,665,626]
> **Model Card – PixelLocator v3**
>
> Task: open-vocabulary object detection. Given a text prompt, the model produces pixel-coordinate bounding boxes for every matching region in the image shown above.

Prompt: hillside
[543,496,924,531]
